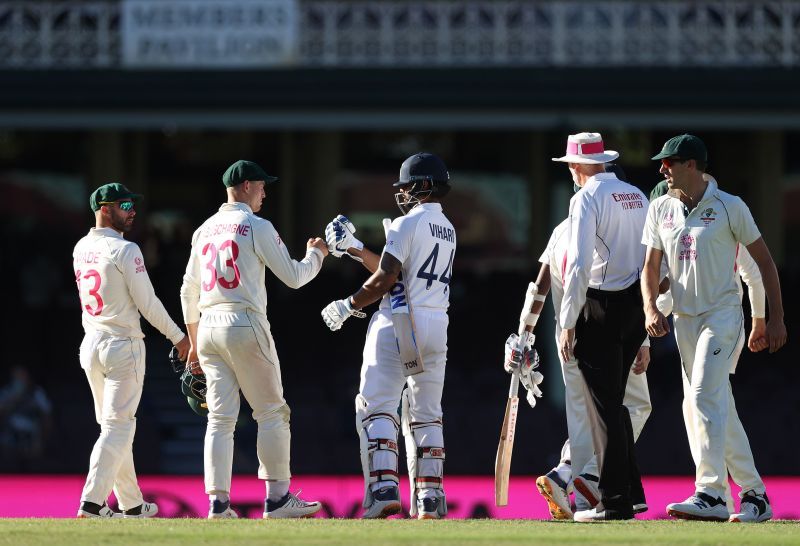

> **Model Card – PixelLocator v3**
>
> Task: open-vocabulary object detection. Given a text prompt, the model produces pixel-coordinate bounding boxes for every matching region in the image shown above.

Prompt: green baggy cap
[222,160,278,188]
[89,183,143,212]
[652,134,707,162]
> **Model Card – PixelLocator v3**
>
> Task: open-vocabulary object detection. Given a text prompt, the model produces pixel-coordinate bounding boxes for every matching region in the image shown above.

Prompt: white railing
[1,1,798,68]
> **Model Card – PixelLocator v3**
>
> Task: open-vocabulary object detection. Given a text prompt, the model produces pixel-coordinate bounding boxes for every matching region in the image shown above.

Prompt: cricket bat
[495,282,539,506]
[383,218,424,377]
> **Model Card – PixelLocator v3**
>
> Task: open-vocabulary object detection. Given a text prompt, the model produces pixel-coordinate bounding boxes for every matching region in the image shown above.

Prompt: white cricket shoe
[535,470,573,520]
[574,504,634,522]
[76,501,117,519]
[667,492,729,521]
[263,491,321,519]
[121,502,159,519]
[416,495,447,520]
[572,473,600,508]
[362,486,402,519]
[208,499,238,519]
[729,491,772,523]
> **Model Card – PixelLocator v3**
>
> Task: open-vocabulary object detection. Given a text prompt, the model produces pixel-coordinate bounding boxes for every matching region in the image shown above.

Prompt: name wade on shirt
[612,192,644,210]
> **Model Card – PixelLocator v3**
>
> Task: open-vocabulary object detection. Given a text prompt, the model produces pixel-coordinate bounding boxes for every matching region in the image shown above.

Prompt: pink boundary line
[1,475,797,519]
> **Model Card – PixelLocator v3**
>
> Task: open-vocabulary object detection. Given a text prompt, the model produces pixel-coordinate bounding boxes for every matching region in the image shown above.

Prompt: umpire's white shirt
[180,202,324,324]
[73,227,184,344]
[560,173,649,329]
[381,202,456,313]
[642,179,761,317]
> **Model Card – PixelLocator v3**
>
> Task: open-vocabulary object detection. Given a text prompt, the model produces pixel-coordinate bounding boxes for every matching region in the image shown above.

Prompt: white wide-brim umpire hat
[552,132,619,164]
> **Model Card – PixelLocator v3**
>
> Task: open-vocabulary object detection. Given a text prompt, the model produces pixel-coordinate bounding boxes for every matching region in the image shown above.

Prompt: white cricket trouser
[679,313,764,504]
[198,310,291,495]
[674,306,762,500]
[79,332,145,510]
[359,309,448,492]
[560,356,652,480]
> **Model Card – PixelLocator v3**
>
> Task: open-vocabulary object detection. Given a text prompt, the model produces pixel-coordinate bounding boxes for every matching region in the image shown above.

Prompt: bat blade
[494,391,519,506]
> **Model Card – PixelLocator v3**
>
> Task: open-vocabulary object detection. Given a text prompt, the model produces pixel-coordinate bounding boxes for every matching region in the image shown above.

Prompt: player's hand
[645,306,670,338]
[308,237,329,257]
[325,215,364,262]
[747,317,769,352]
[503,333,533,373]
[764,318,787,353]
[186,348,202,375]
[321,297,366,331]
[559,328,575,363]
[174,335,190,362]
[632,345,650,375]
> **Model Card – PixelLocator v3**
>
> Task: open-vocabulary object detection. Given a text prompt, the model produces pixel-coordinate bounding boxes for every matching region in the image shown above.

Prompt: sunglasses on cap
[99,201,135,212]
[661,157,688,168]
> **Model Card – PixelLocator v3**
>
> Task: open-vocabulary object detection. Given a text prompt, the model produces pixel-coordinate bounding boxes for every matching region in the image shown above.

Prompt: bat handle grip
[508,372,520,398]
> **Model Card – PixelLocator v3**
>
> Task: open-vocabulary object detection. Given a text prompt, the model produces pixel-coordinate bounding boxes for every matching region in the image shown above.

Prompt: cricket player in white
[643,135,787,522]
[180,160,328,519]
[514,163,652,520]
[522,214,652,520]
[321,153,455,519]
[651,175,770,515]
[74,183,190,519]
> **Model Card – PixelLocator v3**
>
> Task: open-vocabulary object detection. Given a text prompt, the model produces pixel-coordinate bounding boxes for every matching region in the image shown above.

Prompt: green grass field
[0,519,798,546]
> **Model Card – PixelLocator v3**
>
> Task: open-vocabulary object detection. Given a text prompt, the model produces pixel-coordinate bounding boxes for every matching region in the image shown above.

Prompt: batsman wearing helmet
[321,153,456,519]
[179,160,328,519]
[73,183,190,518]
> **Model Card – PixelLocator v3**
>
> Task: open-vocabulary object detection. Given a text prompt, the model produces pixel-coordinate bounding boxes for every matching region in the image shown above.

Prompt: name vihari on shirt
[612,192,644,210]
[429,223,455,242]
[201,223,251,238]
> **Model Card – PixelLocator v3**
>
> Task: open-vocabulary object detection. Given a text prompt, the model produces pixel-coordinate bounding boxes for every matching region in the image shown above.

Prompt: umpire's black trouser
[574,283,646,516]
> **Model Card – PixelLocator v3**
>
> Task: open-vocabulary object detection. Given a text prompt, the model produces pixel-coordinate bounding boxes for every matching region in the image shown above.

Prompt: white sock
[210,493,229,504]
[555,462,572,485]
[267,479,290,502]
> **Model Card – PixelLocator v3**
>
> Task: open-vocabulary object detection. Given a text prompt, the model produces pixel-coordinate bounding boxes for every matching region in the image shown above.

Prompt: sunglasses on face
[661,157,687,168]
[100,201,135,212]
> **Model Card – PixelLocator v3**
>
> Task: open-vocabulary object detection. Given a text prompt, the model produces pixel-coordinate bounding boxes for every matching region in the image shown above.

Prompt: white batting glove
[325,215,364,262]
[321,297,367,331]
[503,333,533,373]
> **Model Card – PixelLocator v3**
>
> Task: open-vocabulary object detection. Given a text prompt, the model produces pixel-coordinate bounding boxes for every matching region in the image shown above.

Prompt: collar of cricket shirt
[219,202,253,214]
[91,227,123,238]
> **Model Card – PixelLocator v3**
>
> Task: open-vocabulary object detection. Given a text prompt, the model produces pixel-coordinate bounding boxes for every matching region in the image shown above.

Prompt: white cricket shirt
[542,218,650,356]
[539,218,570,342]
[73,227,184,344]
[642,179,761,317]
[560,173,649,329]
[381,202,456,312]
[180,202,324,324]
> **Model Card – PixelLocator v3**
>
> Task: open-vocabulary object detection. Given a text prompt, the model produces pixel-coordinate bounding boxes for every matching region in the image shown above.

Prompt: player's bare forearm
[641,247,663,312]
[746,238,784,320]
[642,247,669,337]
[351,252,401,309]
[746,237,787,352]
[349,246,381,274]
[185,322,201,372]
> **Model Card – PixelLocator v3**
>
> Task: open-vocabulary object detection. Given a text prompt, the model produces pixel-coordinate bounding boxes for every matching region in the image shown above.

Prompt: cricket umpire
[555,133,649,521]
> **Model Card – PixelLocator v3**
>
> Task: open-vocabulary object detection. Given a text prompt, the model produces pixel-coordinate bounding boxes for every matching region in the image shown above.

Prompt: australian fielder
[74,183,189,519]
